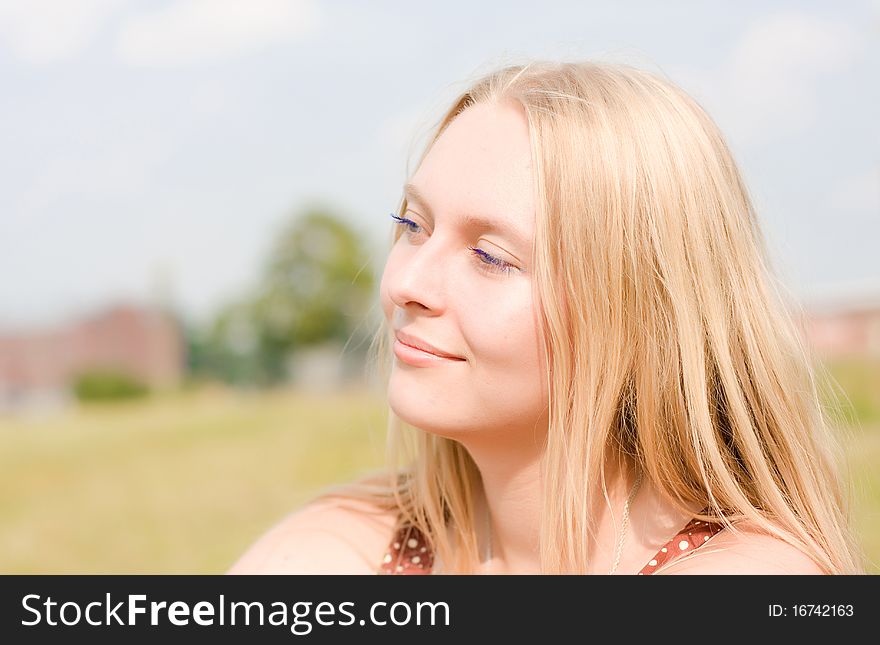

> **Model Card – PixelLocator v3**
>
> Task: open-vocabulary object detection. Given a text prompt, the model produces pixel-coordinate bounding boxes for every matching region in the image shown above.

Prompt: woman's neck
[459,429,686,574]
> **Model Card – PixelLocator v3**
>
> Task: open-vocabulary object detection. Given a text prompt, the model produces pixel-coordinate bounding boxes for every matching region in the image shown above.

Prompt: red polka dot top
[378,514,725,575]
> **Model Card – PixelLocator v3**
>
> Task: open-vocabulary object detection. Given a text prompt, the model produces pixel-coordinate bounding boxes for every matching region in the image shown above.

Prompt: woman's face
[380,101,548,440]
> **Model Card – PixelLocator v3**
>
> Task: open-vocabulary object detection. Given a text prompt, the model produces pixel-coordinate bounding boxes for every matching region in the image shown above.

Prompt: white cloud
[115,0,321,66]
[0,0,121,63]
[670,10,865,148]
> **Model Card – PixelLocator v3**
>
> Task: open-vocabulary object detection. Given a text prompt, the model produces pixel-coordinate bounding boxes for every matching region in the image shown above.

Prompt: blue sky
[1,0,878,331]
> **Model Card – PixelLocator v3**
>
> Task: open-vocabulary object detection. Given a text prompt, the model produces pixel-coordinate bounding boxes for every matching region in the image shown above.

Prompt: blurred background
[0,0,877,573]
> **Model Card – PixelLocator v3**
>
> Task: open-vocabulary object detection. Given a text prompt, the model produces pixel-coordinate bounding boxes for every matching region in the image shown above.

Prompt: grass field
[0,384,388,573]
[1,359,877,574]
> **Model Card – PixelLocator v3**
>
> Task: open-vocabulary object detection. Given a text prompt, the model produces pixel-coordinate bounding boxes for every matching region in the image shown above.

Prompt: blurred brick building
[0,303,185,412]
[796,287,880,360]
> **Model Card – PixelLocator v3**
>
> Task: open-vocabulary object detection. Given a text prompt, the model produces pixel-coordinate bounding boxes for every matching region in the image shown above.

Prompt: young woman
[227,60,865,575]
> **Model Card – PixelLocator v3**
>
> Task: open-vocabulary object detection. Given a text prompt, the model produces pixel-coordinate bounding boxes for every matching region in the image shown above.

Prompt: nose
[384,233,450,314]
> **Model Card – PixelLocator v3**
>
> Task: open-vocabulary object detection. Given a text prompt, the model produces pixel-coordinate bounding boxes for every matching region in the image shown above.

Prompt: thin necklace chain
[609,468,643,575]
[483,468,643,575]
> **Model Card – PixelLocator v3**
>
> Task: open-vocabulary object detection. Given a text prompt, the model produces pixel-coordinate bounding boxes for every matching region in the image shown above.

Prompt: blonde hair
[328,59,865,574]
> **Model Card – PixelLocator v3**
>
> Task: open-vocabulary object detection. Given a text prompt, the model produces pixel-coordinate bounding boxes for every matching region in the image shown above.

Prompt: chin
[387,389,474,441]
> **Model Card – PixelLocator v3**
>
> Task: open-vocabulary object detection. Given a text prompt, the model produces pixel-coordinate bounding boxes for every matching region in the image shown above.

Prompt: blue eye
[466,246,518,275]
[389,212,422,235]
[388,212,520,276]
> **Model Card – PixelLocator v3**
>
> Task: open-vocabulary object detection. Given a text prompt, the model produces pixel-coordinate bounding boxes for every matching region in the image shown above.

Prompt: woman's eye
[389,212,521,276]
[467,246,518,275]
[389,212,423,236]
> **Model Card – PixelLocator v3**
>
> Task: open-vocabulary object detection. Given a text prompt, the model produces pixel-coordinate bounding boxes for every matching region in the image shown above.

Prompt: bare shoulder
[226,482,400,575]
[656,520,826,575]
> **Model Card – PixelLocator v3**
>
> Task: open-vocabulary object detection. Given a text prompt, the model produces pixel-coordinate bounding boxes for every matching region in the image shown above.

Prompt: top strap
[637,517,726,574]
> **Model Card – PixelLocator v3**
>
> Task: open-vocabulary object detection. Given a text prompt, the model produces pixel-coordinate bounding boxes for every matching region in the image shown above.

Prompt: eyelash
[389,212,519,276]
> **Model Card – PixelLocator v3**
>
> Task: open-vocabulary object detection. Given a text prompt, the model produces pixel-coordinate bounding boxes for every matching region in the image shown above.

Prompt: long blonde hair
[328,59,865,574]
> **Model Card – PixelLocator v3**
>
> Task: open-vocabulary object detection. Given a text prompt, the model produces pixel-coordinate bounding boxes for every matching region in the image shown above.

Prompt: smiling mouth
[399,340,463,359]
[393,330,465,360]
[393,338,467,364]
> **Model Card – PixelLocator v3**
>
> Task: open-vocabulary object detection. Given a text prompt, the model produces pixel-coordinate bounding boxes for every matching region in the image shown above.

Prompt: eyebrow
[403,182,530,255]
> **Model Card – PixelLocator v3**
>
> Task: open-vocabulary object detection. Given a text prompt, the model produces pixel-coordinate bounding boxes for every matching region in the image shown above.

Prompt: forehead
[408,101,535,244]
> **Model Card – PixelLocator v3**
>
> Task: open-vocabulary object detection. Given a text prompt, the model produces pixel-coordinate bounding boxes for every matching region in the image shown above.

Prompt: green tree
[187,204,377,387]
[252,205,376,358]
[185,299,270,386]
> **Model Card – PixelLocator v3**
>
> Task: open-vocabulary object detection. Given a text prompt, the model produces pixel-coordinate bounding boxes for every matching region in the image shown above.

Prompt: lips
[394,330,464,360]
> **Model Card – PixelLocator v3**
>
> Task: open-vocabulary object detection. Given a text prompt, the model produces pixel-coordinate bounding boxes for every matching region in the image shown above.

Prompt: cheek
[465,292,549,425]
[467,287,543,370]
